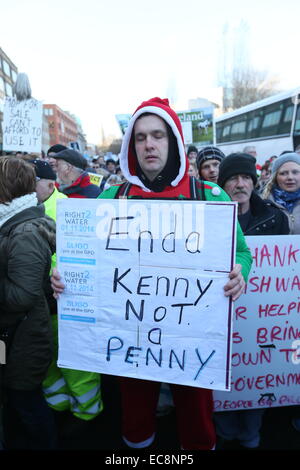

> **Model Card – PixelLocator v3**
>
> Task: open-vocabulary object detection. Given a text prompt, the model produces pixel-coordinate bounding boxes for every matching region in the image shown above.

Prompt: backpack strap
[115,179,206,200]
[189,176,197,200]
[189,176,206,201]
[115,182,132,199]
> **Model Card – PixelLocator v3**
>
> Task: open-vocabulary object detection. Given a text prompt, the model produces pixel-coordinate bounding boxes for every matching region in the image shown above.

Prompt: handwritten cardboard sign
[214,235,300,410]
[2,97,43,153]
[56,198,237,391]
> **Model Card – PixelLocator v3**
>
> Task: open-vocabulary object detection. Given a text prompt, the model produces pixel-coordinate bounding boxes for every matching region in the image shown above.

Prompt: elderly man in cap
[49,148,102,198]
[46,144,68,169]
[196,146,225,183]
[30,159,67,219]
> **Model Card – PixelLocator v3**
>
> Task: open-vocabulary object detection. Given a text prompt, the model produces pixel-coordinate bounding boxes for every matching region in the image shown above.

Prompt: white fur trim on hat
[119,106,186,192]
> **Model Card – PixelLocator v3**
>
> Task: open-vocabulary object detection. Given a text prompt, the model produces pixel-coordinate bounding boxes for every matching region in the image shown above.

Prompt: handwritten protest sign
[56,198,237,391]
[214,235,300,411]
[2,97,43,153]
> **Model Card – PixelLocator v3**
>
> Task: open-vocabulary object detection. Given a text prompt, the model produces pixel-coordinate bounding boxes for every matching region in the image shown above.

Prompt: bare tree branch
[229,67,280,110]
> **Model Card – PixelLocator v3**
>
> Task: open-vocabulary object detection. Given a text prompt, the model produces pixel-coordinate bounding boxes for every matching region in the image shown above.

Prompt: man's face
[106,162,116,173]
[188,163,198,177]
[188,151,197,163]
[223,174,254,207]
[200,159,221,182]
[260,168,271,181]
[47,153,58,169]
[134,114,169,181]
[36,179,54,203]
[52,159,70,184]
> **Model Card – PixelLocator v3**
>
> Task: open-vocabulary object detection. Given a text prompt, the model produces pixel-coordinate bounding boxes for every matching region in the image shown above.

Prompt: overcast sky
[1,0,300,144]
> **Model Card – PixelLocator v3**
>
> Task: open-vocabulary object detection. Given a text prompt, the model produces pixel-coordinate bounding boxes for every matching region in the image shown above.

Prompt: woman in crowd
[0,157,57,449]
[262,152,300,234]
[262,151,300,432]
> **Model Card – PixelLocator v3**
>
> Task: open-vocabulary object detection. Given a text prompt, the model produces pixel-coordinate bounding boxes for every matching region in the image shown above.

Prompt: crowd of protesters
[0,101,300,451]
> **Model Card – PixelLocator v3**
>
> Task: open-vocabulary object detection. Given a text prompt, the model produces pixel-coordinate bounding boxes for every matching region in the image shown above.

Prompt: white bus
[214,87,300,165]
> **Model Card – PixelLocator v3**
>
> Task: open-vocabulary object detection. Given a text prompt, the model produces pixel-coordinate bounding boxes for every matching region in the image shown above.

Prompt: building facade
[0,48,18,152]
[43,104,79,149]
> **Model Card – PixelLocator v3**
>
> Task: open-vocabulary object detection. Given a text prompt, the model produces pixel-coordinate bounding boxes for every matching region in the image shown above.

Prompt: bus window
[230,119,247,141]
[294,105,300,135]
[260,103,282,137]
[247,111,262,139]
[221,123,231,142]
[216,124,223,143]
[278,104,294,134]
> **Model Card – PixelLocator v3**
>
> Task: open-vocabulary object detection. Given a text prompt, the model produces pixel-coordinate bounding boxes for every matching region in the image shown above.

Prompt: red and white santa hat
[119,97,187,192]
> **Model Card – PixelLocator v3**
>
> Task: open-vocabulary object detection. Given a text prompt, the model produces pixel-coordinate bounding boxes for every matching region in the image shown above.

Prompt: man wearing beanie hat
[51,97,253,450]
[196,146,225,183]
[217,153,289,235]
[215,153,289,449]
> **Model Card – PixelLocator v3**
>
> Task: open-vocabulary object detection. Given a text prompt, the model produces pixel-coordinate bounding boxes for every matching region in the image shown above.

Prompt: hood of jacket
[119,97,189,192]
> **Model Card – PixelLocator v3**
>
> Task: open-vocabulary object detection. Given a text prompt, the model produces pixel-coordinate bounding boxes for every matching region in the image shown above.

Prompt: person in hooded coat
[51,98,253,450]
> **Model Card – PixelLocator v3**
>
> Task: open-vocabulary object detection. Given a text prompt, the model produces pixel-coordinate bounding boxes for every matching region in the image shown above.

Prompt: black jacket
[0,204,56,390]
[239,191,290,236]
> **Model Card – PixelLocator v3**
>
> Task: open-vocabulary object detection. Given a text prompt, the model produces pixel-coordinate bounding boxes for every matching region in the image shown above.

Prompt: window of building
[5,82,13,97]
[3,60,11,77]
[11,69,17,82]
[44,108,54,116]
[0,76,4,92]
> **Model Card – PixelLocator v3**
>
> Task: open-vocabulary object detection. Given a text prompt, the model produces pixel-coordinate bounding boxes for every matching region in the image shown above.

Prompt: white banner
[56,198,237,391]
[214,235,300,411]
[2,97,43,153]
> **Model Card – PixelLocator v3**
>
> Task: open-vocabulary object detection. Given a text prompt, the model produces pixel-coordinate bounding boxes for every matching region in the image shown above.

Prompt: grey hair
[13,73,32,101]
[72,166,85,175]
